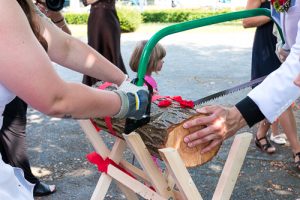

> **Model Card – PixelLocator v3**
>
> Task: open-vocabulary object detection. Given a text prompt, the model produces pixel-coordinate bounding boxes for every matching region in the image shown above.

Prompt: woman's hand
[35,0,70,31]
[276,45,290,63]
[183,105,246,153]
[35,1,53,18]
[294,74,300,87]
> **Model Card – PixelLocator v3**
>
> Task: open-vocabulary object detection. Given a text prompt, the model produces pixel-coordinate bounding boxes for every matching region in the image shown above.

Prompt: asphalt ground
[27,24,300,200]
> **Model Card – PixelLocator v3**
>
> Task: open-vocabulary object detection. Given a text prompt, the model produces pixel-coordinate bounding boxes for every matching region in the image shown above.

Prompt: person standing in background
[0,1,71,196]
[82,0,127,86]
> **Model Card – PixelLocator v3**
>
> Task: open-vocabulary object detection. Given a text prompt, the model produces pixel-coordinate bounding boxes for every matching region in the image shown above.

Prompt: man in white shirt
[183,0,300,170]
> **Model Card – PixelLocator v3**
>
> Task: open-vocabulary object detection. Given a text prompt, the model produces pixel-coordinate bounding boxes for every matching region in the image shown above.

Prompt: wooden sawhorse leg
[78,120,172,200]
[212,132,252,200]
[123,133,175,199]
[78,120,139,200]
[79,119,252,200]
[159,132,252,200]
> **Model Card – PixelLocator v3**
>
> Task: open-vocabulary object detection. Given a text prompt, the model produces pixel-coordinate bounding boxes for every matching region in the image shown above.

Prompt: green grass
[69,22,255,39]
[135,21,253,33]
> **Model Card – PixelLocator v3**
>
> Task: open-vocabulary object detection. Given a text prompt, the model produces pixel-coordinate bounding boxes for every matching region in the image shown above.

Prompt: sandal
[255,136,276,154]
[270,133,287,145]
[293,152,300,171]
[33,182,56,197]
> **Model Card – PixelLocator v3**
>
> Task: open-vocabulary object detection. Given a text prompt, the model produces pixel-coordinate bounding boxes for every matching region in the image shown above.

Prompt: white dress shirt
[248,1,300,122]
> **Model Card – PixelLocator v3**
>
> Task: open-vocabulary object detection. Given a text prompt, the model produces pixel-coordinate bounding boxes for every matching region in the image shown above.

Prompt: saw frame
[78,8,284,200]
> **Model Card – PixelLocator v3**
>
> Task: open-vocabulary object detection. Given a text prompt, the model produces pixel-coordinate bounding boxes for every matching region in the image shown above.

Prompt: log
[92,82,221,167]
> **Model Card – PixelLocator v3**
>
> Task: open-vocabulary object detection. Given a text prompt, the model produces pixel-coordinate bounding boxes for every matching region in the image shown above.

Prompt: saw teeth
[193,75,267,106]
[194,104,202,109]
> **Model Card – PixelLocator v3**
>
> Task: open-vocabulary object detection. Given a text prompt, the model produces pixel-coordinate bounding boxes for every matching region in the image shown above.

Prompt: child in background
[129,40,166,93]
[129,40,166,168]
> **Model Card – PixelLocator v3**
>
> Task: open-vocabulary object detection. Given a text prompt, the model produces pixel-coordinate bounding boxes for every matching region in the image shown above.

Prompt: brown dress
[82,0,127,86]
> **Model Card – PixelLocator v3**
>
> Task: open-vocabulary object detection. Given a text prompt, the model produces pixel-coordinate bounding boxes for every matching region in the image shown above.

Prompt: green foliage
[142,9,231,23]
[64,13,89,24]
[63,6,142,32]
[117,6,142,32]
[63,8,237,32]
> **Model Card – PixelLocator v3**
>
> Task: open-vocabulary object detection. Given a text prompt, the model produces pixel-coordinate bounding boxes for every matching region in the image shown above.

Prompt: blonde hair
[129,40,166,74]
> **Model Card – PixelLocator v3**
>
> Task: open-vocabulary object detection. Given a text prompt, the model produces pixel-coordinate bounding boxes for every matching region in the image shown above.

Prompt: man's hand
[183,105,246,153]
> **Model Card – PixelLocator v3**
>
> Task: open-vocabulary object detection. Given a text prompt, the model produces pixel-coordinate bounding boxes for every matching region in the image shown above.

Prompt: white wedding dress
[0,84,34,200]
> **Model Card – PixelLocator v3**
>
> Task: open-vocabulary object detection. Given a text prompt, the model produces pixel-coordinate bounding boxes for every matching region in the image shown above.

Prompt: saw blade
[193,75,267,106]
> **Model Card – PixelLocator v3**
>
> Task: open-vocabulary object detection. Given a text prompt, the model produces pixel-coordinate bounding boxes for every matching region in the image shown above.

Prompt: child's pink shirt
[145,75,158,91]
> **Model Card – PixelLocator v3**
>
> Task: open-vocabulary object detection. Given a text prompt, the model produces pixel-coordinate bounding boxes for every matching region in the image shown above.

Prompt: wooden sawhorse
[78,119,252,200]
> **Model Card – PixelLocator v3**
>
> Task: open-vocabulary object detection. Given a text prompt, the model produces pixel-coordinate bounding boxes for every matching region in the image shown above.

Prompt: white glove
[113,80,149,119]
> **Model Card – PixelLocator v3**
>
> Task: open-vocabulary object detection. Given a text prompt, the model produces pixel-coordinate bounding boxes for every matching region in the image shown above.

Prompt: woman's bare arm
[0,1,122,119]
[242,0,271,28]
[35,9,126,86]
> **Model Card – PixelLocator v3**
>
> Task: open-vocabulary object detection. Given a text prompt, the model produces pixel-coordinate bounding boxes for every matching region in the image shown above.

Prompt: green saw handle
[136,8,283,86]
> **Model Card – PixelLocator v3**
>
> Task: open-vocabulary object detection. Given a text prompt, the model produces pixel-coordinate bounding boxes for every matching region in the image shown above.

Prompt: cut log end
[165,113,221,167]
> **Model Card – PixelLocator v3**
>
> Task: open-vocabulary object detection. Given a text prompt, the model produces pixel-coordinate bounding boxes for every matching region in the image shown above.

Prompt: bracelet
[52,18,64,24]
[59,23,67,29]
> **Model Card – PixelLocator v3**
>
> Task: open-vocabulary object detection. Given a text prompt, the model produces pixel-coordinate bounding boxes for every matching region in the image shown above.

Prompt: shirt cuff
[235,96,265,127]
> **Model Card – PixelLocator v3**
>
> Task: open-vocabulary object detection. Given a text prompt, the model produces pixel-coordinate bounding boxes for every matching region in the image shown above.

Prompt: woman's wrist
[53,18,66,29]
[49,11,65,23]
[52,17,64,24]
[113,74,128,87]
[117,75,128,87]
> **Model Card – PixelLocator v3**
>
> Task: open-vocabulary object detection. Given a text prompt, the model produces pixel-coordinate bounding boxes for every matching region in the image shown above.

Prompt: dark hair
[17,0,48,51]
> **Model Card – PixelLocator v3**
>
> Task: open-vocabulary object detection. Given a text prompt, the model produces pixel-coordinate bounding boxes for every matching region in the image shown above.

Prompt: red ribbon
[90,119,101,132]
[179,100,194,109]
[89,82,117,135]
[156,95,194,108]
[158,99,172,107]
[86,152,134,178]
[98,82,113,90]
[87,152,157,192]
[171,96,183,102]
[104,116,116,136]
[151,95,166,102]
